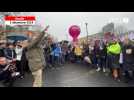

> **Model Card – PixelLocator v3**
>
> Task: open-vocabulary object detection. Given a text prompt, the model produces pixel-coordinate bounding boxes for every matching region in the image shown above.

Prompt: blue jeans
[55,56,61,65]
[98,56,106,68]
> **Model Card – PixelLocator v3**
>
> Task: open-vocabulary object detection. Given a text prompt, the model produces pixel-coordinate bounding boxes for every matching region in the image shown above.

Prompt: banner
[4,16,36,26]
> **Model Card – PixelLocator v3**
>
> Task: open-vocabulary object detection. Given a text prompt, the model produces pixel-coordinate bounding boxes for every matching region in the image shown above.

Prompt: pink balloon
[69,25,80,41]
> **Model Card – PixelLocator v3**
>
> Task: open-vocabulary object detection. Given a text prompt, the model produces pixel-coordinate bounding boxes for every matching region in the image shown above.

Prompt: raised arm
[27,30,46,50]
[23,26,49,50]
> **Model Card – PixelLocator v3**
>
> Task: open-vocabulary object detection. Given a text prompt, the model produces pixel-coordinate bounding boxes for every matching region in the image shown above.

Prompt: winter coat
[4,48,16,60]
[26,31,46,72]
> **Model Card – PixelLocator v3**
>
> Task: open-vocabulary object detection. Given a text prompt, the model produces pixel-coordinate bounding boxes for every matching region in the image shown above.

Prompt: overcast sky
[32,12,134,41]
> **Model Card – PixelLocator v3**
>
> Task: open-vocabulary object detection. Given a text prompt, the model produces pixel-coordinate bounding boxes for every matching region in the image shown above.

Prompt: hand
[7,60,12,63]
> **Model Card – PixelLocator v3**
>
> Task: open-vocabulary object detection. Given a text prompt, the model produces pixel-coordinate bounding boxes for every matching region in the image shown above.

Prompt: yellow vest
[74,47,82,56]
[107,43,121,55]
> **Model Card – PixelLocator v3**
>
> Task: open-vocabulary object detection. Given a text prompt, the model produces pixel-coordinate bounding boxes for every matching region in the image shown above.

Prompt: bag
[0,57,7,65]
[84,56,92,64]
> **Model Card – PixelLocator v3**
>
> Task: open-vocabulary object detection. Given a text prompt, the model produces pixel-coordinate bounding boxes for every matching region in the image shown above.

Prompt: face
[123,39,129,45]
[0,43,6,48]
[16,42,20,45]
[16,42,21,47]
[112,41,116,44]
[9,45,14,49]
[17,45,22,48]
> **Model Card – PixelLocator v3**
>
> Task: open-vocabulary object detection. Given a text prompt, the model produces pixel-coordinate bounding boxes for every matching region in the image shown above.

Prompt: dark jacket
[21,48,27,61]
[100,44,107,57]
[122,43,134,64]
[93,45,101,57]
[0,48,5,57]
[83,47,89,57]
[4,48,16,60]
[44,46,51,55]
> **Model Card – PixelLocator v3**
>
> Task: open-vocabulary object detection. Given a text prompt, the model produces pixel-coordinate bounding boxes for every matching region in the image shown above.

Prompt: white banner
[5,20,35,25]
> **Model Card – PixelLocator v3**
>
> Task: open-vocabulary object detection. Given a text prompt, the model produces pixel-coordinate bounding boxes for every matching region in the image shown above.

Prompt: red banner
[5,16,35,21]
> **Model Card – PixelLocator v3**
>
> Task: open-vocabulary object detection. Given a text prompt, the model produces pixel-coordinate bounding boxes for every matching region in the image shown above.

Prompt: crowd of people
[44,36,134,83]
[0,29,46,87]
[43,41,69,67]
[0,33,134,87]
[0,40,29,87]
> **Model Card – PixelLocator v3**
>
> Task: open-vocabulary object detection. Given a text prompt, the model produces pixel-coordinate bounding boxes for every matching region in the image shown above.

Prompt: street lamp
[85,22,88,43]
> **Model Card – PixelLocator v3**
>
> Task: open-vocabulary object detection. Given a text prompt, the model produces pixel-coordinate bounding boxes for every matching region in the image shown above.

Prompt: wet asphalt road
[0,62,134,87]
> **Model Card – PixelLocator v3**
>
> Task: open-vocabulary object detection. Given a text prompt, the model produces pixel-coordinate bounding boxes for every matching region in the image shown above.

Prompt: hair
[17,44,22,48]
[6,42,15,47]
[0,43,5,46]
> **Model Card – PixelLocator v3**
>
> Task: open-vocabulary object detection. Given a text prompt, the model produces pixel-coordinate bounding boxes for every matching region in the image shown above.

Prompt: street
[1,12,134,87]
[0,63,133,87]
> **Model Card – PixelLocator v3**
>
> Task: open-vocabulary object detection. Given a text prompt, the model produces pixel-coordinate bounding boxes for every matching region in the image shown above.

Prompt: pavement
[0,62,134,87]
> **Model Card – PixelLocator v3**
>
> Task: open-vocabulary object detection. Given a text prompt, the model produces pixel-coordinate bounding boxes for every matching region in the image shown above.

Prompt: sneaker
[20,75,24,79]
[15,72,20,76]
[96,67,101,72]
[103,68,106,73]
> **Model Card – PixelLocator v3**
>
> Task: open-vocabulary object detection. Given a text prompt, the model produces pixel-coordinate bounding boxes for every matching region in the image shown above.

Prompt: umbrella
[6,33,29,42]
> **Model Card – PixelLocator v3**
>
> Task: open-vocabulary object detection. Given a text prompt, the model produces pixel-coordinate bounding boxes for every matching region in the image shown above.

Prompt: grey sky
[33,12,134,41]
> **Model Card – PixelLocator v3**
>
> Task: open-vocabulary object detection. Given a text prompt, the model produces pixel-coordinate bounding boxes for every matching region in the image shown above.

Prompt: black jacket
[100,45,107,57]
[83,47,89,57]
[0,48,5,57]
[122,44,134,63]
[4,48,16,60]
